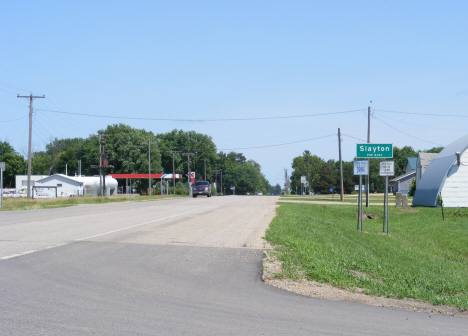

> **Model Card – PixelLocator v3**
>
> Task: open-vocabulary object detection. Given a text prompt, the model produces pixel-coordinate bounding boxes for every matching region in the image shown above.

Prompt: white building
[35,174,118,197]
[15,175,49,191]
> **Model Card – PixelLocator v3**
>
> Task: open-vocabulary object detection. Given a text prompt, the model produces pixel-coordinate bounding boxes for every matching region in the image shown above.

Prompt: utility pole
[366,106,371,207]
[142,140,158,196]
[212,166,219,192]
[167,150,180,195]
[338,128,344,201]
[91,134,113,196]
[182,152,195,196]
[220,170,222,195]
[17,93,45,199]
[201,158,207,181]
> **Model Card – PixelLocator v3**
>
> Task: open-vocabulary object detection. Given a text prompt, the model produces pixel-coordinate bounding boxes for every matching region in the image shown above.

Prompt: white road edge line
[1,199,236,261]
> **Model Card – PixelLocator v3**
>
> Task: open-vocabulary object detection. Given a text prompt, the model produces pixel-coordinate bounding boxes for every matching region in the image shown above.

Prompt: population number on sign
[356,144,393,158]
[379,161,395,176]
[353,160,369,175]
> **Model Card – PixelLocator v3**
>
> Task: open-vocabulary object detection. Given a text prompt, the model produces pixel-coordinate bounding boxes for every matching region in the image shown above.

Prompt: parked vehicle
[256,191,263,195]
[192,181,212,197]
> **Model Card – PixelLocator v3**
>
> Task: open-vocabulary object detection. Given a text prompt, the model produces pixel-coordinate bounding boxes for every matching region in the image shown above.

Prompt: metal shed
[412,134,468,207]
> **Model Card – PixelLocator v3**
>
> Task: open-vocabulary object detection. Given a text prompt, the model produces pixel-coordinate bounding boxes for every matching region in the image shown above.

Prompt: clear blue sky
[1,1,467,187]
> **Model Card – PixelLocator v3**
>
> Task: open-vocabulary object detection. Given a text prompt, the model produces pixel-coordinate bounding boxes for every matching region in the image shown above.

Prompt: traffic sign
[301,176,306,183]
[353,160,369,175]
[379,161,395,176]
[0,162,4,171]
[356,144,393,158]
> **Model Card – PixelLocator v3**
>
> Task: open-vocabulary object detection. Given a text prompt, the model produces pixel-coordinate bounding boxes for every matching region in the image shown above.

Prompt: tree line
[0,124,271,195]
[290,146,444,194]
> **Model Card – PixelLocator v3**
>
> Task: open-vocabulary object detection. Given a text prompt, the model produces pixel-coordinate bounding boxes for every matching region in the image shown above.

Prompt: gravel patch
[262,249,468,318]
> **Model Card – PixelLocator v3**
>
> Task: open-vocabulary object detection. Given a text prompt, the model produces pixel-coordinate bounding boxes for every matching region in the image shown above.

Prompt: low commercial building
[35,174,118,197]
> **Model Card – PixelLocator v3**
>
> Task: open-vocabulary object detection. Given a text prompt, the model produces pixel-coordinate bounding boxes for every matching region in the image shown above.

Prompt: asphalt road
[1,196,467,335]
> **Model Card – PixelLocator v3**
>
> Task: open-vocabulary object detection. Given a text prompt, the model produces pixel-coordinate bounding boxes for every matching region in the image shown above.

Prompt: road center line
[1,199,236,261]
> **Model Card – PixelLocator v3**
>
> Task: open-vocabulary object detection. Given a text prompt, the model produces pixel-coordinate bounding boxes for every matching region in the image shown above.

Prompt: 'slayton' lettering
[359,145,391,153]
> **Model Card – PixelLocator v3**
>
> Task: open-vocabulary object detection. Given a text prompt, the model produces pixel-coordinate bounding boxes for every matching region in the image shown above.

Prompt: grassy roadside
[265,202,468,310]
[280,193,401,203]
[0,194,185,211]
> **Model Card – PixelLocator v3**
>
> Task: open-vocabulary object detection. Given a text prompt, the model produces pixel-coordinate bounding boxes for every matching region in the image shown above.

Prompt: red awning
[108,174,182,179]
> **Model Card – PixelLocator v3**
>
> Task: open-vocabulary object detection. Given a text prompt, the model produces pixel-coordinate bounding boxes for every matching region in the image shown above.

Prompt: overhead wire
[374,113,468,132]
[219,133,336,150]
[35,108,366,122]
[341,133,367,142]
[374,116,444,146]
[374,109,468,118]
[0,80,31,93]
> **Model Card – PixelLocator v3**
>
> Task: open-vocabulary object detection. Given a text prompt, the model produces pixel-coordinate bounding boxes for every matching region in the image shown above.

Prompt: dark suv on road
[192,181,212,197]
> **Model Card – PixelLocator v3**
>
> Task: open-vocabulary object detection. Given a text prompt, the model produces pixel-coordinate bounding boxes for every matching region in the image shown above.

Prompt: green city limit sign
[356,143,393,158]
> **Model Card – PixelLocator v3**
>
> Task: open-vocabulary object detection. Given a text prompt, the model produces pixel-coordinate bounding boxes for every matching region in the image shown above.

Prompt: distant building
[413,134,468,207]
[15,175,49,190]
[404,157,417,174]
[415,152,438,186]
[390,171,415,195]
[389,157,417,195]
[36,174,118,197]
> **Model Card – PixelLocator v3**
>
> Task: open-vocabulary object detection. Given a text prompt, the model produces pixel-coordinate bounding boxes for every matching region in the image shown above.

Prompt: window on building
[57,183,62,187]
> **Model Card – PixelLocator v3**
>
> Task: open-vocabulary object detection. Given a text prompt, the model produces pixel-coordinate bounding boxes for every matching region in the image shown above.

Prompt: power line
[219,134,336,150]
[0,81,31,93]
[341,133,367,142]
[374,116,444,146]
[375,109,468,118]
[0,115,28,122]
[375,113,468,132]
[35,108,366,122]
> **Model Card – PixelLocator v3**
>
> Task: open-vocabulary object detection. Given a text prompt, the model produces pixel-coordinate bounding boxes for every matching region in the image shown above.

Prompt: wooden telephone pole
[142,140,158,195]
[167,150,180,195]
[17,93,45,199]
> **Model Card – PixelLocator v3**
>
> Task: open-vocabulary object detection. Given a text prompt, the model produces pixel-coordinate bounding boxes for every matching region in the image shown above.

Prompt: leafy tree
[0,141,16,156]
[341,161,357,193]
[290,151,326,194]
[393,146,418,176]
[424,146,444,153]
[216,152,270,195]
[157,129,217,182]
[98,124,163,192]
[0,152,27,188]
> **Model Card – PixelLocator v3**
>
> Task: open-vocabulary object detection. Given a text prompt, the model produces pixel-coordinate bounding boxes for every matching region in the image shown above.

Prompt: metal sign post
[0,162,5,208]
[354,160,369,231]
[379,161,395,236]
[301,176,306,195]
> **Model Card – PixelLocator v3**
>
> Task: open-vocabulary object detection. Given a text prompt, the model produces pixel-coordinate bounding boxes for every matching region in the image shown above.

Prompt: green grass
[0,194,184,211]
[265,203,468,310]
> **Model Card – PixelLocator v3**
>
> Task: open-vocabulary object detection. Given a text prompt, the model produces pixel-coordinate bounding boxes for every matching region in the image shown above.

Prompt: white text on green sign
[356,144,393,158]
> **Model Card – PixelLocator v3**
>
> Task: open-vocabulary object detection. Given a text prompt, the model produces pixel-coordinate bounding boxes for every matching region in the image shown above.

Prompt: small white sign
[353,160,369,175]
[32,186,57,199]
[301,176,306,183]
[0,162,4,171]
[379,161,395,176]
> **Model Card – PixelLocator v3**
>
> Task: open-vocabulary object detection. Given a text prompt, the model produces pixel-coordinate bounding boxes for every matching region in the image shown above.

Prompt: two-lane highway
[1,196,467,335]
